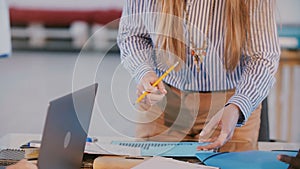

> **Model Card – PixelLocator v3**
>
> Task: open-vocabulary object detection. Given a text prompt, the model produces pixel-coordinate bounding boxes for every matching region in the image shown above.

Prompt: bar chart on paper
[111,141,209,157]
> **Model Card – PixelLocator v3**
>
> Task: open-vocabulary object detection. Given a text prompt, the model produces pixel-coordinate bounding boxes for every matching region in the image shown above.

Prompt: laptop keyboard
[0,149,25,166]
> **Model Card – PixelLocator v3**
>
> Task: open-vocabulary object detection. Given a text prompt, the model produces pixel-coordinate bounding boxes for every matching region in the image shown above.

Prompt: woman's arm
[227,0,281,123]
[198,0,281,150]
[117,0,156,82]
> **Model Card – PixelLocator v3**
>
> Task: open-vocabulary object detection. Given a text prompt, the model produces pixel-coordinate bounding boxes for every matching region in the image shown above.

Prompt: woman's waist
[164,82,235,93]
[161,76,237,93]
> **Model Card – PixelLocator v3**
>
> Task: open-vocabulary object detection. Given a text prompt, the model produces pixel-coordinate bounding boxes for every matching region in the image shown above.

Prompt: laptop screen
[37,83,98,169]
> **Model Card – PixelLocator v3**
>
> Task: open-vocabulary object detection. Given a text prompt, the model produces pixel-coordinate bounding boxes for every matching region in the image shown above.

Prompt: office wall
[276,0,300,25]
[272,0,300,142]
[0,52,137,139]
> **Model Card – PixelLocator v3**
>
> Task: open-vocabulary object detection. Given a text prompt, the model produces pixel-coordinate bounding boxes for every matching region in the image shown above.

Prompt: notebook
[37,83,98,169]
[0,149,25,166]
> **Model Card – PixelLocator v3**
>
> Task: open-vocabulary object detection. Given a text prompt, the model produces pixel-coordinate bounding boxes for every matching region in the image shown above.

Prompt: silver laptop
[37,83,98,169]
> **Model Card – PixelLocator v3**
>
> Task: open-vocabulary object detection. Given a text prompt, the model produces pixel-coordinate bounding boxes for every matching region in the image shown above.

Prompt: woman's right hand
[137,71,167,105]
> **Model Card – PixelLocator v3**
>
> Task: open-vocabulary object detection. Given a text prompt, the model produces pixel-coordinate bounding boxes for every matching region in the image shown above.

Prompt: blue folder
[196,150,297,169]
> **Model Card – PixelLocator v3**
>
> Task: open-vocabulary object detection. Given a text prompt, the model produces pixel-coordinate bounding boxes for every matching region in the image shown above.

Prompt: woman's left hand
[197,104,241,151]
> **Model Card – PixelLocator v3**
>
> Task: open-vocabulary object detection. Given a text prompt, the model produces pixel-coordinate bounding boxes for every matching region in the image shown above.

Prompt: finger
[217,113,237,142]
[147,93,165,102]
[136,90,142,96]
[278,155,292,163]
[136,84,146,101]
[198,111,236,151]
[278,155,300,168]
[200,110,223,137]
[137,83,144,93]
[147,93,165,106]
[139,71,159,92]
[136,85,146,103]
[197,140,222,151]
[136,88,144,96]
[199,136,218,143]
[157,81,167,94]
[218,121,223,127]
[199,120,218,138]
[145,88,158,103]
[197,132,228,151]
[142,81,156,93]
[198,122,222,142]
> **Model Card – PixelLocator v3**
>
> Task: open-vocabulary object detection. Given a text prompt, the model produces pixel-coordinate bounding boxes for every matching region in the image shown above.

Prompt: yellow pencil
[135,61,179,104]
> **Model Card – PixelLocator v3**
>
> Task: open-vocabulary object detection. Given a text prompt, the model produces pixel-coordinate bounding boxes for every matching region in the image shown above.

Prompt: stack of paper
[132,156,219,169]
[85,142,141,156]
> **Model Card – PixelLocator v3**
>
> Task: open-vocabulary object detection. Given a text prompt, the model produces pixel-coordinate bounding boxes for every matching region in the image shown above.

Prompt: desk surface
[1,133,299,150]
[1,133,300,169]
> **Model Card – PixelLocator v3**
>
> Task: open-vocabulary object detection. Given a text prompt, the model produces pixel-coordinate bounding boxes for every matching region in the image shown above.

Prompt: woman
[118,0,280,152]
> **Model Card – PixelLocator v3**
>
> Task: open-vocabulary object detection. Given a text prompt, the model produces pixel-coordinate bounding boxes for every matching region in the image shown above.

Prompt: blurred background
[0,0,299,143]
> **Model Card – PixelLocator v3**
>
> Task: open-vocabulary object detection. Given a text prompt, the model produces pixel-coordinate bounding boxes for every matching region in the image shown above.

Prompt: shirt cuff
[227,94,253,125]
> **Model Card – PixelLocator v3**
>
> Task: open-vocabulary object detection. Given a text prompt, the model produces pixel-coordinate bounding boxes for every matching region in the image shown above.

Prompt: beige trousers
[136,84,261,152]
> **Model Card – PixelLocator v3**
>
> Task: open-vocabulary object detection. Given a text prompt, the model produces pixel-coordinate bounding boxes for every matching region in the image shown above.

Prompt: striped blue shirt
[117,0,280,122]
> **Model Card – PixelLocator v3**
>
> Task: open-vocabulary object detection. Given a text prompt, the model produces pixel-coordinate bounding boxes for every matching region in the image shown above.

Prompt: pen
[86,137,98,143]
[135,61,179,104]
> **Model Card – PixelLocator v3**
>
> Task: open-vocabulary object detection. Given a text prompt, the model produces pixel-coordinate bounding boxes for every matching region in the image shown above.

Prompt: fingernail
[199,131,205,136]
[163,89,167,94]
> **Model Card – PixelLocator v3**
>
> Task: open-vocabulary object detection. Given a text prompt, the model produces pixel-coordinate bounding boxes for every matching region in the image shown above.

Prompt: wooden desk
[93,156,149,169]
[1,133,300,169]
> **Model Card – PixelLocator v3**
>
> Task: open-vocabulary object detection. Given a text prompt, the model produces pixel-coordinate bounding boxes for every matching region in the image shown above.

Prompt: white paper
[132,156,219,169]
[84,142,141,156]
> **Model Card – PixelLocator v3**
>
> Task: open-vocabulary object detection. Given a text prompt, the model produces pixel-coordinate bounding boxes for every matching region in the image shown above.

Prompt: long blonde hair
[156,0,250,71]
